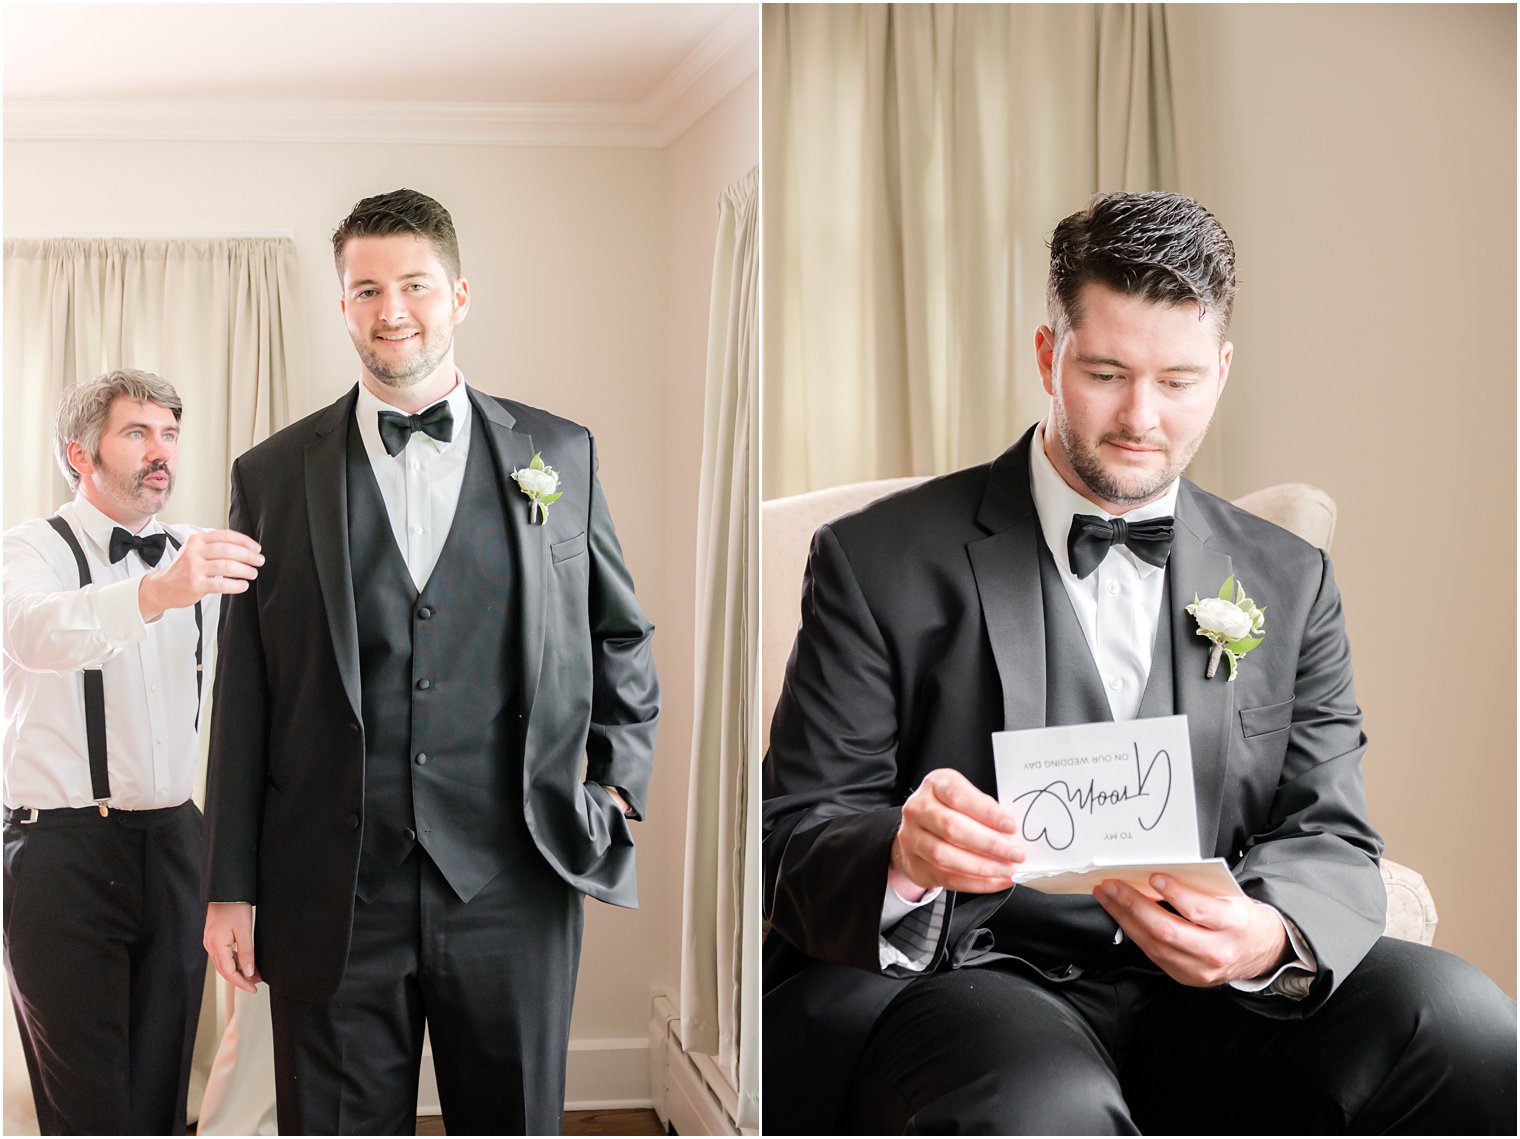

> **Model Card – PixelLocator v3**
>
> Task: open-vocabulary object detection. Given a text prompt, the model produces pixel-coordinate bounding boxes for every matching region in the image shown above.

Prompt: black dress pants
[3,802,206,1136]
[269,847,584,1136]
[846,937,1517,1135]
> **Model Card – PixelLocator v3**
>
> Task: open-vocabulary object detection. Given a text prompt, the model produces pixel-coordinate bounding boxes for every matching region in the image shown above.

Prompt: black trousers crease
[4,802,205,1136]
[269,847,584,1136]
[846,937,1517,1135]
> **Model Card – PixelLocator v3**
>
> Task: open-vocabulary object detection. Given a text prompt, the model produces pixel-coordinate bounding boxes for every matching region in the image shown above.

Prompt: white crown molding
[642,6,758,146]
[4,10,758,148]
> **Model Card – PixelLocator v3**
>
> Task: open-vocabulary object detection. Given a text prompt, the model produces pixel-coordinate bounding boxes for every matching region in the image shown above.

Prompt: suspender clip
[95,799,110,818]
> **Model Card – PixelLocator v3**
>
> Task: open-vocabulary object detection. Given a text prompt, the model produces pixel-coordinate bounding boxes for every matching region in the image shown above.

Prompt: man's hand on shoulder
[1095,874,1290,987]
[138,530,263,622]
[891,768,1026,896]
[204,902,261,994]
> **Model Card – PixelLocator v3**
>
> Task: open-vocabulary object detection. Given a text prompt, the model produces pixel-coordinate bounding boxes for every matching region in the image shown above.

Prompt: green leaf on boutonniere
[511,452,561,524]
[1190,574,1267,681]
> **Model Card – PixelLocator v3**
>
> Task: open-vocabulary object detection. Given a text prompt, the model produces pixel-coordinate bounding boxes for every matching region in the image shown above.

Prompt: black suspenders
[44,515,204,816]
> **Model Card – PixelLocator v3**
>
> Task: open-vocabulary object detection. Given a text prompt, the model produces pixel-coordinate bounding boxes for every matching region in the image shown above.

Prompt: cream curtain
[679,166,759,1131]
[762,3,1179,497]
[2,237,300,528]
[1,236,299,1135]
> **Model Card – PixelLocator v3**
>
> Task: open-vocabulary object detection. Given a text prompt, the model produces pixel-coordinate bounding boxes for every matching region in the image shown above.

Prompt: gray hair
[54,369,183,489]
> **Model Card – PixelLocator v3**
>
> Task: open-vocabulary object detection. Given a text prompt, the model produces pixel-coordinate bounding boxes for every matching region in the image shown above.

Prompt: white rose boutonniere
[511,452,562,524]
[1185,574,1266,681]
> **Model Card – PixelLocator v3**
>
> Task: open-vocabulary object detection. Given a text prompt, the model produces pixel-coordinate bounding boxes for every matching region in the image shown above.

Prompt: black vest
[981,538,1177,974]
[346,415,531,903]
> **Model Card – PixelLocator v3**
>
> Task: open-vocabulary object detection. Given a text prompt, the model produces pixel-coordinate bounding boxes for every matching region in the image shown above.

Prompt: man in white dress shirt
[3,369,263,1135]
[201,190,658,1134]
[762,192,1515,1133]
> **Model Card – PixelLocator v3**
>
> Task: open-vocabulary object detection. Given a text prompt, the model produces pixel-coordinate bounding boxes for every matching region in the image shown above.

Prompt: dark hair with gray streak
[1046,191,1237,342]
[331,188,462,282]
[54,369,183,489]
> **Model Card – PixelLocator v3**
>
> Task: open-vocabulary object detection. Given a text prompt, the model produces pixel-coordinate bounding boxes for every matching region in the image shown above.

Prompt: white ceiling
[3,3,758,147]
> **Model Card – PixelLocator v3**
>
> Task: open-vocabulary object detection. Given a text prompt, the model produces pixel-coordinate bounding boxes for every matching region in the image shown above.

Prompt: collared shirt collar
[1029,419,1180,580]
[70,492,162,556]
[355,371,470,458]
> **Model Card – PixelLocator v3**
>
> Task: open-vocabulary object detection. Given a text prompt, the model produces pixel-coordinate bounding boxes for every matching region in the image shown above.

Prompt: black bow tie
[109,527,168,567]
[1067,513,1174,580]
[377,402,453,457]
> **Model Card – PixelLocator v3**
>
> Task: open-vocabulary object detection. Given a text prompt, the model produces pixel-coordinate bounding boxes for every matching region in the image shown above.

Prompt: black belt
[44,515,203,816]
[4,801,195,827]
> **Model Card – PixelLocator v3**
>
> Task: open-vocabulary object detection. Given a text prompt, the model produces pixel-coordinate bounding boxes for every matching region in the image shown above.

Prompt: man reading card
[761,192,1515,1135]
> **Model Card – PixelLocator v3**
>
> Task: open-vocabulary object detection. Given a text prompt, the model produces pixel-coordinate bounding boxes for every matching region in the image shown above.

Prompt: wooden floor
[416,1107,666,1135]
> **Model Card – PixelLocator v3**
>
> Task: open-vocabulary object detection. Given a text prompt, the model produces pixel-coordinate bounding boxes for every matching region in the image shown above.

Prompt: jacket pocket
[1239,697,1295,738]
[551,532,587,564]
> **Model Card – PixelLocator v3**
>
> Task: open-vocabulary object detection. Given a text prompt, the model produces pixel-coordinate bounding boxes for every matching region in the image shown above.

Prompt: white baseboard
[566,1038,653,1110]
[417,1035,651,1116]
[648,992,745,1136]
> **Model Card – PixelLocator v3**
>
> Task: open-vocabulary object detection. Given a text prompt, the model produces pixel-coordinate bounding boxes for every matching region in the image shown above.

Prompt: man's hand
[890,768,1025,896]
[1095,874,1290,987]
[204,902,261,993]
[139,530,263,622]
[601,785,632,816]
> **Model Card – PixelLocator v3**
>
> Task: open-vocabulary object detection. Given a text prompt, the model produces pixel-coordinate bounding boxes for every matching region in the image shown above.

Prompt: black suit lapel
[305,388,363,724]
[967,430,1047,732]
[466,389,546,721]
[1168,481,1236,857]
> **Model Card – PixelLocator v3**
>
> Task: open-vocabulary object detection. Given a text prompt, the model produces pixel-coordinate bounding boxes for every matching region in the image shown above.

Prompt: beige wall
[650,70,761,1023]
[1168,4,1515,993]
[3,68,758,1056]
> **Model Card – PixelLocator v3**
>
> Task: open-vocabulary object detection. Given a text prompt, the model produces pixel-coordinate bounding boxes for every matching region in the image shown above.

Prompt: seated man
[762,191,1516,1135]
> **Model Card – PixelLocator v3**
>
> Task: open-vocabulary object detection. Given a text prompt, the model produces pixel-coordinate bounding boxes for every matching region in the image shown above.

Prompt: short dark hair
[55,369,183,489]
[1046,191,1237,341]
[331,188,462,281]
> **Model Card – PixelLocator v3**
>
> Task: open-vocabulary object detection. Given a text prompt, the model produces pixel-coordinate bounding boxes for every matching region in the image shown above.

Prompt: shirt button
[150,683,160,693]
[412,524,424,535]
[1107,678,1123,691]
[1107,581,1120,594]
[415,753,428,766]
[417,678,431,691]
[155,737,164,745]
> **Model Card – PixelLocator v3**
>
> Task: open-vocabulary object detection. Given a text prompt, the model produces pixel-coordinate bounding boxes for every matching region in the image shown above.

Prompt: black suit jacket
[761,426,1384,1127]
[203,385,659,1002]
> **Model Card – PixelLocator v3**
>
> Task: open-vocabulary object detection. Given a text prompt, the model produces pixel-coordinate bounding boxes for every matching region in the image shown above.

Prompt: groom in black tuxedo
[762,191,1514,1134]
[202,188,659,1135]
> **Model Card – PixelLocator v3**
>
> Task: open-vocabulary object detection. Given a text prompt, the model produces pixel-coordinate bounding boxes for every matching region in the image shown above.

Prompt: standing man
[762,192,1515,1134]
[3,369,263,1134]
[202,188,659,1135]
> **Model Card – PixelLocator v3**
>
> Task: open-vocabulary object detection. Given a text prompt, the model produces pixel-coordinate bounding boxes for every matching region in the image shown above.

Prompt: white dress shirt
[880,424,1316,995]
[354,375,473,590]
[3,496,214,811]
[1029,423,1178,720]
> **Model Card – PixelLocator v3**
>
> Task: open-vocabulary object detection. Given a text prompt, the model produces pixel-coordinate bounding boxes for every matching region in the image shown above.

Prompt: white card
[992,715,1202,879]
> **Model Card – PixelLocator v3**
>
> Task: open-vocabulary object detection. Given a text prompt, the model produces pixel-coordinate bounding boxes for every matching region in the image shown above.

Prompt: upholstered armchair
[761,477,1438,945]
